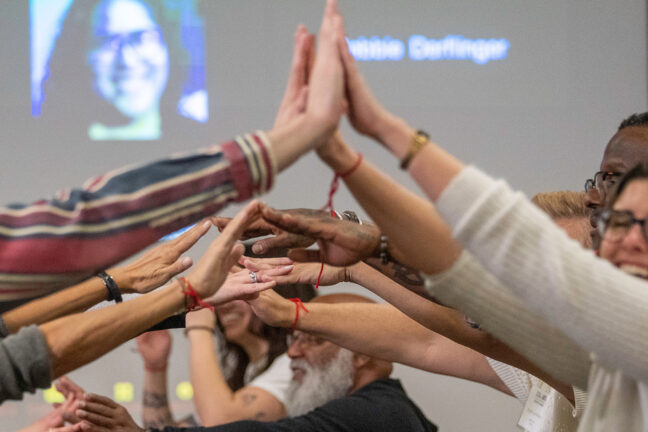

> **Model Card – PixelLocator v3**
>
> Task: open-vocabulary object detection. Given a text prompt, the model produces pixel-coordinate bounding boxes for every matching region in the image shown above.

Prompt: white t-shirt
[247,353,292,405]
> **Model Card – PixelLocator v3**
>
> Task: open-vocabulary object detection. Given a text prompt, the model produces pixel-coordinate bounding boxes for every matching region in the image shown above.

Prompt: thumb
[171,256,193,275]
[288,248,322,262]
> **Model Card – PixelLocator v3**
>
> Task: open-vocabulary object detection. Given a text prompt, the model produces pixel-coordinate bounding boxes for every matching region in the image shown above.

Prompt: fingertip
[181,256,193,268]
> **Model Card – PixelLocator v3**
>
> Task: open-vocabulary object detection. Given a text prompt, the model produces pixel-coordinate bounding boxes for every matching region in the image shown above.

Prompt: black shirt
[158,378,437,432]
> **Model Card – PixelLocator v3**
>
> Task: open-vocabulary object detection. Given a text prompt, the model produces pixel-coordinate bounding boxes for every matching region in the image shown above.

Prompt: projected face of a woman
[89,0,169,120]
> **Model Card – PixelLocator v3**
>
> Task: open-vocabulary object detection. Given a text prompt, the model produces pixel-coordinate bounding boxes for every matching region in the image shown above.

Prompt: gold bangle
[400,130,430,170]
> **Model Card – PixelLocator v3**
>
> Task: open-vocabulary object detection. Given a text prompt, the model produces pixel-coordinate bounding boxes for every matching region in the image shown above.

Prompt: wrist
[277,298,298,328]
[144,362,168,373]
[316,134,358,173]
[375,115,416,158]
[108,267,133,294]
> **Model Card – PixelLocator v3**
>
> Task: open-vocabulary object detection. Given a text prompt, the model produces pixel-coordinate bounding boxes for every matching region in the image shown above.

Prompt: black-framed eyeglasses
[584,171,623,195]
[596,209,648,243]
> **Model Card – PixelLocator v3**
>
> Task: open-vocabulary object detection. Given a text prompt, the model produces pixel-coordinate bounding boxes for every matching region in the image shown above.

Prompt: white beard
[284,348,355,417]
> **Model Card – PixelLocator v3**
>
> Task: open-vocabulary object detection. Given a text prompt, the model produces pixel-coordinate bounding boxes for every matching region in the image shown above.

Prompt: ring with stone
[249,271,258,283]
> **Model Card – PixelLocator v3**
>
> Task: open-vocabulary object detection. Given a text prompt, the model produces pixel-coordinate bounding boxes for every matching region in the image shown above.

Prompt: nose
[115,42,139,66]
[287,340,303,359]
[621,222,648,251]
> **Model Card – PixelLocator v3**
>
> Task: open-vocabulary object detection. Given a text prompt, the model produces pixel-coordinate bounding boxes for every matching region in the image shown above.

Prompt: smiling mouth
[619,264,648,279]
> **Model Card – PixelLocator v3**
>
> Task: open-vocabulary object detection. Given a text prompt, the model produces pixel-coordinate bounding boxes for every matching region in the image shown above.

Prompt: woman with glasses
[40,0,205,141]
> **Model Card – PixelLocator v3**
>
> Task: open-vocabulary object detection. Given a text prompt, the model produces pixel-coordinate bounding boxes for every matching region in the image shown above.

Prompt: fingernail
[181,257,193,267]
[253,244,265,253]
[284,265,293,269]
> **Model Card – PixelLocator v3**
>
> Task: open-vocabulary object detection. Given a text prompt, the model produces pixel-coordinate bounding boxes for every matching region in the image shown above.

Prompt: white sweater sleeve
[435,166,648,383]
[425,251,590,389]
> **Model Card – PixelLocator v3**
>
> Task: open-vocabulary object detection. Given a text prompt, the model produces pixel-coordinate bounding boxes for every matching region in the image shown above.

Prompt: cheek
[598,239,618,261]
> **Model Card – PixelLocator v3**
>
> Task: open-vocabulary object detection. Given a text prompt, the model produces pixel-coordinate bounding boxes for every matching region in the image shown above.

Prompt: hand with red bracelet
[183,200,274,306]
[136,330,171,373]
[245,289,298,329]
[259,204,381,266]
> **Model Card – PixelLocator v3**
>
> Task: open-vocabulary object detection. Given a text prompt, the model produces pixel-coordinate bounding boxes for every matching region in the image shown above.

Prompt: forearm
[188,329,239,425]
[142,369,175,429]
[41,280,185,378]
[425,250,590,390]
[364,257,429,299]
[2,267,133,332]
[267,115,322,173]
[320,135,461,275]
[348,262,484,349]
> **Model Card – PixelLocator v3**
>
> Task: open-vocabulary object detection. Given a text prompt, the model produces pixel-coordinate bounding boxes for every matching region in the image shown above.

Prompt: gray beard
[284,348,355,417]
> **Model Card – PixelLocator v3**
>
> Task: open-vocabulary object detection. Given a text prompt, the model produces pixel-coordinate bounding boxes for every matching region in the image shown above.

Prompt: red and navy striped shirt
[0,132,275,301]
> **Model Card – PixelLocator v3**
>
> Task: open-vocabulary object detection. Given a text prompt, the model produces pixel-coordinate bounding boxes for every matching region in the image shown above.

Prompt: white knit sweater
[426,166,648,431]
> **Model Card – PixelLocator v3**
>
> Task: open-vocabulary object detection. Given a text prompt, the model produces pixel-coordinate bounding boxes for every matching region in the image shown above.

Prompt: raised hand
[136,330,171,371]
[260,205,381,266]
[185,201,259,299]
[212,215,314,255]
[114,221,211,294]
[338,28,396,144]
[273,24,315,129]
[304,0,347,147]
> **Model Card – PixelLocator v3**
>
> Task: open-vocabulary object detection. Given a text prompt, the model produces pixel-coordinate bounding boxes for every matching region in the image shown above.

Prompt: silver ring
[249,272,258,283]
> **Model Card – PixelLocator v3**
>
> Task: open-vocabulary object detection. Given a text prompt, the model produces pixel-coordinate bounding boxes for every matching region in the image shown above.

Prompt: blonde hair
[532,191,592,248]
[531,191,590,219]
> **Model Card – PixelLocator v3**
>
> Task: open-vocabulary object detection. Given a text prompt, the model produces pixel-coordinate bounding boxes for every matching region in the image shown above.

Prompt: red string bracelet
[288,298,309,331]
[316,153,364,289]
[179,277,214,312]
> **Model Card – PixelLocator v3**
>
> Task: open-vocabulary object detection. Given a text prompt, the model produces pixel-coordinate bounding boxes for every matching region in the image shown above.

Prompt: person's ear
[352,352,371,370]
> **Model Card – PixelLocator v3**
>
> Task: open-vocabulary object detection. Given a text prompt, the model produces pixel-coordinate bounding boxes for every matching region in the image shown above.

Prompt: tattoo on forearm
[142,391,174,428]
[392,263,424,287]
[143,391,168,408]
[366,258,432,299]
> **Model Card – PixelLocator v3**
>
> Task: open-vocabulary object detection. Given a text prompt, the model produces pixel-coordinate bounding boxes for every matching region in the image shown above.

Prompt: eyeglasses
[584,171,623,196]
[597,209,648,243]
[91,29,164,56]
[287,331,326,350]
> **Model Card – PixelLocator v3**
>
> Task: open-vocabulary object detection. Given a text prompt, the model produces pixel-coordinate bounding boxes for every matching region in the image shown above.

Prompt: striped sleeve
[0,132,276,301]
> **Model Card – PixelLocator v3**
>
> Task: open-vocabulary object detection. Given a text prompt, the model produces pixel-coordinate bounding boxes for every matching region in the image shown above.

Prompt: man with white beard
[50,294,438,432]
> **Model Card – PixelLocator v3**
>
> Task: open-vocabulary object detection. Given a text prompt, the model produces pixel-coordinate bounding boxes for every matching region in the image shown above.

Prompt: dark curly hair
[618,112,648,130]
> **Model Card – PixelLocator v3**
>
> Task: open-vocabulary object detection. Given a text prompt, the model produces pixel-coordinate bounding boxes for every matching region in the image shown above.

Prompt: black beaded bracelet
[97,271,123,303]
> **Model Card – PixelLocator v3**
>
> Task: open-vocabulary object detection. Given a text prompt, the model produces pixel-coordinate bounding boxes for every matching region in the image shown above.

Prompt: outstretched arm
[2,221,208,334]
[42,200,263,381]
